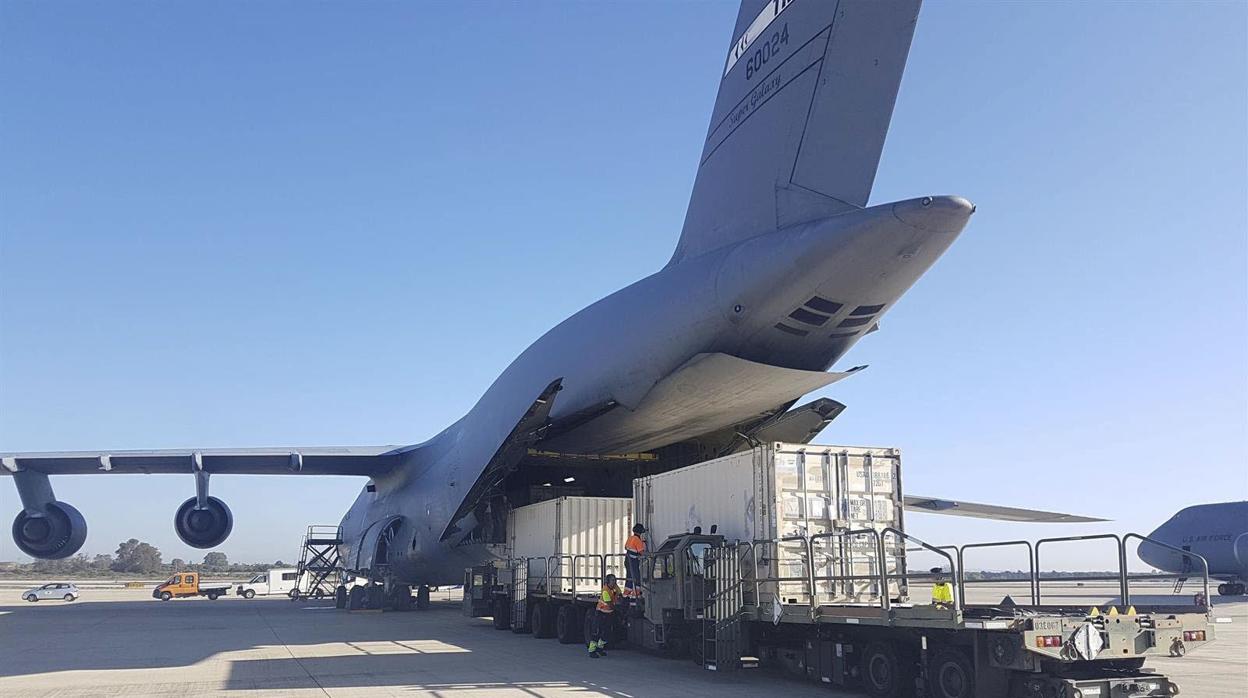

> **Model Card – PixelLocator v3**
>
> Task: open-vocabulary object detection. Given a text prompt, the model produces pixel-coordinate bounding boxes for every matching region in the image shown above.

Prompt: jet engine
[12,501,87,559]
[173,496,233,549]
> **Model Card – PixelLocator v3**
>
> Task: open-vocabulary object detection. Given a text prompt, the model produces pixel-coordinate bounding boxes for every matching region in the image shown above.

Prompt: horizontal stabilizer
[0,445,403,478]
[904,495,1108,523]
[545,353,863,454]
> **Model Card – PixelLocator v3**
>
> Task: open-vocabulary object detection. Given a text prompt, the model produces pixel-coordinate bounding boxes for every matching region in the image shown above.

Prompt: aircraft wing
[0,445,404,477]
[904,495,1107,523]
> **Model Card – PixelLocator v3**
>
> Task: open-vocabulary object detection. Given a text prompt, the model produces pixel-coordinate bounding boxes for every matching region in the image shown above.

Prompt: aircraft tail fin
[672,0,922,263]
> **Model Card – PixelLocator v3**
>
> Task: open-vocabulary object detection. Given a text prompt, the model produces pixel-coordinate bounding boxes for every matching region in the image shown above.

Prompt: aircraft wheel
[928,647,974,698]
[860,640,912,698]
[492,597,511,630]
[243,589,256,599]
[391,585,414,611]
[416,585,431,610]
[556,604,583,644]
[347,585,366,610]
[1218,583,1229,596]
[335,585,347,609]
[160,591,173,602]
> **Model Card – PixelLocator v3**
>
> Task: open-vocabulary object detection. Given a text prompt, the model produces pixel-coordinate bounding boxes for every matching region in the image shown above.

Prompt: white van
[236,568,304,599]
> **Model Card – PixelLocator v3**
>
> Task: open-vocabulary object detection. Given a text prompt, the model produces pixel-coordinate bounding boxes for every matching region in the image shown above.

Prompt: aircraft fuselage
[340,196,974,585]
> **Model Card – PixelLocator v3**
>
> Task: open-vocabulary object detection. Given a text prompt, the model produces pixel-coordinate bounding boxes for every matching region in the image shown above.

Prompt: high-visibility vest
[932,582,954,605]
[625,534,645,557]
[596,584,622,613]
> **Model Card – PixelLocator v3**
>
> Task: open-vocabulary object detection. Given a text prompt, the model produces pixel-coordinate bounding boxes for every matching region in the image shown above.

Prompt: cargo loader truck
[464,443,1216,698]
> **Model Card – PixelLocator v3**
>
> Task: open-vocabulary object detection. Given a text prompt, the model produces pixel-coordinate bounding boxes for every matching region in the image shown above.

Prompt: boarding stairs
[295,525,344,600]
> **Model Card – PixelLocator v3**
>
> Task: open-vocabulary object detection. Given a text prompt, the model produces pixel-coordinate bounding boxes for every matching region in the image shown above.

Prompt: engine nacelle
[12,501,88,559]
[174,496,233,549]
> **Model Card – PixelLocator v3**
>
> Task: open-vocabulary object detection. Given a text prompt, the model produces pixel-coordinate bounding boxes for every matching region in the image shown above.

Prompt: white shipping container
[633,443,905,605]
[507,496,633,592]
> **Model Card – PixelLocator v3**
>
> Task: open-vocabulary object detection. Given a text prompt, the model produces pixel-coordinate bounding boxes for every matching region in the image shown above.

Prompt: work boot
[589,651,601,658]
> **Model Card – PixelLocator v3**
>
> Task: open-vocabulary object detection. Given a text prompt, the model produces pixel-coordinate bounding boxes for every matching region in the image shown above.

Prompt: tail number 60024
[745,24,789,80]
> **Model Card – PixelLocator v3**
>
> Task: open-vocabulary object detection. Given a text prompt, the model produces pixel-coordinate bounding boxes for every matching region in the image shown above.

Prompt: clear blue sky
[2,2,1245,569]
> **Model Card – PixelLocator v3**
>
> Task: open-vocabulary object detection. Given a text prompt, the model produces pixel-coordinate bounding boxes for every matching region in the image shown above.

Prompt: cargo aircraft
[3,1,1096,604]
[1138,501,1248,597]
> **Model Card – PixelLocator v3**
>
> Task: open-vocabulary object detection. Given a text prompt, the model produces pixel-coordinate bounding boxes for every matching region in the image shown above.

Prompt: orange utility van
[152,572,229,601]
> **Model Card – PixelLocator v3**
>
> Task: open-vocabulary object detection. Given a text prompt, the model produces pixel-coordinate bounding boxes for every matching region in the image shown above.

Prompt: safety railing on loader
[725,529,1211,622]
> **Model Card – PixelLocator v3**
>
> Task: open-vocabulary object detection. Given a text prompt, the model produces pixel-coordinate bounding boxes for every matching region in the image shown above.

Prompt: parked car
[23,583,80,602]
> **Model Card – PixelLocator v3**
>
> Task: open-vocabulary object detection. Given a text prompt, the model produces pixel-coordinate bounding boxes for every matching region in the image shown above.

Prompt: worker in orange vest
[588,573,623,658]
[624,523,646,596]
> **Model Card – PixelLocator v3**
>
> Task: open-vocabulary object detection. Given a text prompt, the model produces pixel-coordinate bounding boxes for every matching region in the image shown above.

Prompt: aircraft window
[774,323,809,337]
[789,308,830,326]
[850,304,885,316]
[829,332,858,340]
[837,316,873,328]
[806,296,842,315]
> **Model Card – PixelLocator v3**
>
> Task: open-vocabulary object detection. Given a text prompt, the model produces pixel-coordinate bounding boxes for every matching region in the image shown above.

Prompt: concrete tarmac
[0,584,1243,697]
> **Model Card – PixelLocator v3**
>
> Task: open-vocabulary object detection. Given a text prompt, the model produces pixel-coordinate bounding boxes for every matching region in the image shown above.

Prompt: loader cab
[642,532,725,624]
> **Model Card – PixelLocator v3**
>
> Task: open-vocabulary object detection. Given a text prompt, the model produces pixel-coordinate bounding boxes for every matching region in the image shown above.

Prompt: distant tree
[112,538,163,574]
[170,558,187,571]
[203,552,228,570]
[273,560,286,567]
[91,554,113,572]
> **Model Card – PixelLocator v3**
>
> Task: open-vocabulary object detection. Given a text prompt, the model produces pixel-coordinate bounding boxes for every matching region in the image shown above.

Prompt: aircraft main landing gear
[417,584,431,610]
[1217,582,1245,596]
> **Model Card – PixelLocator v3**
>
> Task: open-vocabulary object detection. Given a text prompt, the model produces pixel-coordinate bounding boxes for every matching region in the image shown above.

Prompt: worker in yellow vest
[624,524,646,596]
[930,567,954,608]
[588,573,623,658]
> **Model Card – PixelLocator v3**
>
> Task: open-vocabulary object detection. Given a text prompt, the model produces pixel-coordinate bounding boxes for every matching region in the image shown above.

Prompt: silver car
[22,582,80,602]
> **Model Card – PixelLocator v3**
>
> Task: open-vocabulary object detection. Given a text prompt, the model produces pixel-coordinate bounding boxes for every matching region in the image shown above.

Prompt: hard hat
[633,524,646,534]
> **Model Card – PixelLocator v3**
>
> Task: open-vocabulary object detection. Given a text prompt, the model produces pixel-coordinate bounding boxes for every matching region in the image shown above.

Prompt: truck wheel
[335,585,347,609]
[160,591,173,602]
[928,647,974,698]
[556,604,582,644]
[347,585,366,610]
[860,641,911,698]
[289,589,301,600]
[243,589,255,600]
[207,592,219,601]
[532,602,556,639]
[492,597,511,630]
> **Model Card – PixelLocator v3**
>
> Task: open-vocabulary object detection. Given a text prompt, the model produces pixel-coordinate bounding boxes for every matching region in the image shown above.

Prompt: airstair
[295,525,344,600]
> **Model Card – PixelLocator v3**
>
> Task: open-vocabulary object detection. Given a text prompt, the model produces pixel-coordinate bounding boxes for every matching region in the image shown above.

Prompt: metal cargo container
[507,496,632,592]
[633,443,905,605]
